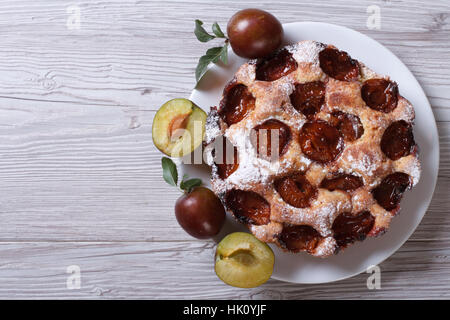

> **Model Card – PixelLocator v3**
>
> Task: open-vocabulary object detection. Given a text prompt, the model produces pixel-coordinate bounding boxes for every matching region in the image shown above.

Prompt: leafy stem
[194,19,229,85]
[161,157,202,193]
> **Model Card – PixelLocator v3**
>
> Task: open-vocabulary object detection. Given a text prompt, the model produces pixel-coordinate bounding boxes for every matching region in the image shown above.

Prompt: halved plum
[290,81,326,119]
[372,172,411,211]
[219,83,256,126]
[277,224,322,254]
[298,121,344,163]
[332,211,375,248]
[152,98,206,157]
[361,79,398,113]
[251,119,291,159]
[255,49,298,81]
[319,47,360,81]
[214,136,239,179]
[215,232,274,288]
[225,189,271,225]
[329,111,364,142]
[274,173,317,208]
[320,174,363,191]
[380,120,415,160]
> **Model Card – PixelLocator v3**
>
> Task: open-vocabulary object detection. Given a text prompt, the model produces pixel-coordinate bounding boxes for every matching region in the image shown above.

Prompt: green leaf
[212,22,225,38]
[219,42,228,64]
[161,157,178,187]
[180,178,202,192]
[205,46,223,63]
[195,55,212,83]
[194,19,215,42]
[195,46,226,83]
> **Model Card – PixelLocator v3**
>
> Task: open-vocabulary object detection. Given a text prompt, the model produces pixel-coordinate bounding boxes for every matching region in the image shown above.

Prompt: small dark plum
[227,8,283,59]
[175,187,226,239]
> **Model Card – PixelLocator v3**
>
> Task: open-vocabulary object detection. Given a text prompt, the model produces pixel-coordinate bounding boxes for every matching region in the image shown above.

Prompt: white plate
[184,22,439,284]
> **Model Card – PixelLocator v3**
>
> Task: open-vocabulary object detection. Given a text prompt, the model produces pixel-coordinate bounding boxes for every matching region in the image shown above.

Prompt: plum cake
[204,40,421,257]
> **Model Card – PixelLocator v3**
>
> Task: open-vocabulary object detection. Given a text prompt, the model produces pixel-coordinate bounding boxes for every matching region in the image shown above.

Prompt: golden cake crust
[205,40,421,257]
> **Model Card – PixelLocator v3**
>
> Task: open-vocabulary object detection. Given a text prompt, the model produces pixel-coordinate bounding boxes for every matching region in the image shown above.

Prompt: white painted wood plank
[0,240,449,299]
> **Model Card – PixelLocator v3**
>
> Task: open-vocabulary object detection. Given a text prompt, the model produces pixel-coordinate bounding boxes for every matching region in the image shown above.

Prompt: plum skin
[227,8,283,59]
[175,187,226,239]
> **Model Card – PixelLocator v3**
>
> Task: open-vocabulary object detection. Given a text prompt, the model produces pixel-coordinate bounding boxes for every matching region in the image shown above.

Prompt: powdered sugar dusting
[204,40,421,258]
[236,63,255,85]
[250,222,282,243]
[393,97,415,123]
[314,237,336,257]
[278,80,294,97]
[395,154,421,186]
[204,108,222,144]
[345,151,380,177]
[217,123,289,192]
[360,63,380,81]
[407,160,421,186]
[287,40,324,65]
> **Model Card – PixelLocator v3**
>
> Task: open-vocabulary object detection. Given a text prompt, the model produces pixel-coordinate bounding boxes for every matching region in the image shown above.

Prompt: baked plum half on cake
[204,41,421,257]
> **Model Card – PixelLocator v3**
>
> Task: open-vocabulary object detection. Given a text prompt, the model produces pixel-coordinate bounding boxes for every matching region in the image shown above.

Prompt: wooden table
[0,0,448,299]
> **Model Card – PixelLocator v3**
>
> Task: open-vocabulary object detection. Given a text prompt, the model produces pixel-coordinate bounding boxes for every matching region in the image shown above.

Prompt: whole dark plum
[227,8,283,59]
[175,187,226,239]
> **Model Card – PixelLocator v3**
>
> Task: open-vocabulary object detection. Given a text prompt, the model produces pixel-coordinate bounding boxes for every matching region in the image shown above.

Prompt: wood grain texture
[1,240,450,299]
[0,0,449,299]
